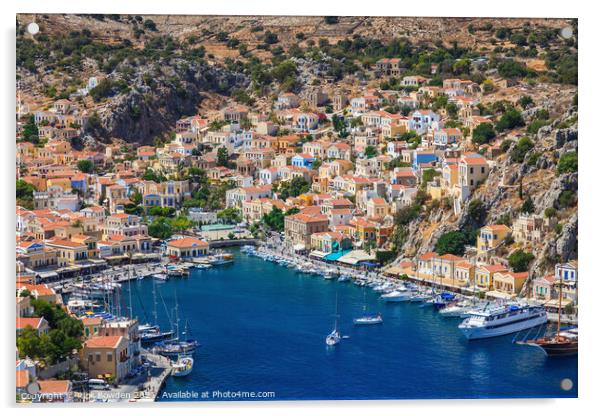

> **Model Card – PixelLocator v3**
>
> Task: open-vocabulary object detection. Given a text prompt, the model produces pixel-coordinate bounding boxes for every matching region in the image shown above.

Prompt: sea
[124,248,578,401]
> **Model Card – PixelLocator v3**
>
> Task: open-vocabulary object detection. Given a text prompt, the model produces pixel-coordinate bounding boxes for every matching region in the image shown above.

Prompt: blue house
[71,175,87,193]
[412,150,438,171]
[291,153,315,168]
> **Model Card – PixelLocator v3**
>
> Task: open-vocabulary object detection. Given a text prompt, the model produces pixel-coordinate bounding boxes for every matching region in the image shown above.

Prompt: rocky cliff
[93,62,249,144]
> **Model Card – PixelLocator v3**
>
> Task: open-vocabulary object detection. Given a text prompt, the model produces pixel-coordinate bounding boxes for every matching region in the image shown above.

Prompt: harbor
[124,247,577,401]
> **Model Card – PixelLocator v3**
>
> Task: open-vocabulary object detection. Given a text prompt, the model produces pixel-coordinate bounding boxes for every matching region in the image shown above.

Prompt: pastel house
[291,153,315,168]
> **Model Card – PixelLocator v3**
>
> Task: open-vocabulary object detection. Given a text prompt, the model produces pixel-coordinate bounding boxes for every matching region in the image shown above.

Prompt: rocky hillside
[397,92,577,280]
[92,61,248,144]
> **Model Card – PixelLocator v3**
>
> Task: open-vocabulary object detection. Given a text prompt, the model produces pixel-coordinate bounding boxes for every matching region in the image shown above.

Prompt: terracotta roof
[479,264,507,273]
[16,317,46,330]
[38,380,71,394]
[167,237,209,249]
[84,335,123,349]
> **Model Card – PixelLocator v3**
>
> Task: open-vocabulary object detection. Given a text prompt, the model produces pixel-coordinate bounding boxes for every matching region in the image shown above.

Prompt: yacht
[353,313,383,325]
[381,289,412,302]
[171,355,194,377]
[459,304,547,340]
[139,325,174,345]
[154,339,199,357]
[210,252,234,265]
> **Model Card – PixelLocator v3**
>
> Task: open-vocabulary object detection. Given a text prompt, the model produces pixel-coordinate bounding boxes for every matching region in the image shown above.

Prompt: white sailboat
[325,292,341,346]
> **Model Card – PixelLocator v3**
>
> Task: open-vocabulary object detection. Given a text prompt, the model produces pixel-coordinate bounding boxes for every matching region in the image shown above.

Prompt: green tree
[77,159,94,173]
[277,176,310,200]
[496,109,525,132]
[217,147,229,167]
[169,215,192,232]
[472,123,496,145]
[435,231,467,256]
[556,151,578,175]
[148,218,172,239]
[20,114,39,144]
[364,146,377,158]
[510,137,534,163]
[508,249,535,272]
[218,207,242,224]
[262,206,285,232]
[521,195,535,213]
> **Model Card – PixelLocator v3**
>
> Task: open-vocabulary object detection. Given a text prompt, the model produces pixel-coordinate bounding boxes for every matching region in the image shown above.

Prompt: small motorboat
[353,313,383,325]
[153,273,169,281]
[323,271,337,280]
[381,289,412,302]
[171,355,194,377]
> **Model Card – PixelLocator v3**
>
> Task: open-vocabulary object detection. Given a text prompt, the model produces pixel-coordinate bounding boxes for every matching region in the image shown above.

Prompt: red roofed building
[284,211,329,251]
[80,335,130,383]
[166,237,209,259]
[16,317,49,334]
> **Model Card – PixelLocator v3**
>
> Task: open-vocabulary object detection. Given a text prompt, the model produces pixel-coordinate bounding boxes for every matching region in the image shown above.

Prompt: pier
[140,351,172,401]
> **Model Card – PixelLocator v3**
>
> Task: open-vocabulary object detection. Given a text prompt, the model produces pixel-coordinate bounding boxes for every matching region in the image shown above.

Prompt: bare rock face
[534,172,577,212]
[98,62,249,144]
[556,213,578,261]
[555,126,578,149]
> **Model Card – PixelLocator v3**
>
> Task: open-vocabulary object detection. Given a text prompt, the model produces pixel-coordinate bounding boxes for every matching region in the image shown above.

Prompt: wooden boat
[515,281,578,357]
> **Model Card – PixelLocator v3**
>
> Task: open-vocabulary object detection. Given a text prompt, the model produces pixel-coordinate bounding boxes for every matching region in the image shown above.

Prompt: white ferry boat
[458,304,547,340]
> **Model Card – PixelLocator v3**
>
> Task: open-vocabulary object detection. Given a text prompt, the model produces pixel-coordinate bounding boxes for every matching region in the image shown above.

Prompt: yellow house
[352,217,377,244]
[46,238,89,266]
[46,177,72,192]
[367,198,389,219]
[71,234,99,260]
[454,261,475,286]
[80,335,130,382]
[492,271,529,296]
[477,224,511,254]
[474,264,507,291]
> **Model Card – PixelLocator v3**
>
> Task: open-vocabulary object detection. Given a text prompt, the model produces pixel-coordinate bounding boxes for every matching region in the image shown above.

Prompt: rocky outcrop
[533,172,577,212]
[556,213,578,261]
[96,62,248,144]
[554,126,578,149]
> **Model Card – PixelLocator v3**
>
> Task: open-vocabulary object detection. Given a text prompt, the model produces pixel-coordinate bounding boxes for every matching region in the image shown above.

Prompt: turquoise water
[126,248,577,401]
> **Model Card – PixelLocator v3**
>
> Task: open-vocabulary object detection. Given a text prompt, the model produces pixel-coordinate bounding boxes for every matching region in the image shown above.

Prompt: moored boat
[171,355,194,377]
[459,304,547,340]
[353,313,383,325]
[381,289,412,302]
[515,281,578,356]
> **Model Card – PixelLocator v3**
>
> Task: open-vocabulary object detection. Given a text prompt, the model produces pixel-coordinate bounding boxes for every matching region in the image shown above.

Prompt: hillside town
[16,15,577,402]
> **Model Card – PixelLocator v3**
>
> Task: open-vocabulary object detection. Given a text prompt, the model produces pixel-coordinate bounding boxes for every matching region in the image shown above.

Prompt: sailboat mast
[152,277,158,325]
[557,279,563,338]
[174,290,180,338]
[127,267,133,319]
[334,291,339,332]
